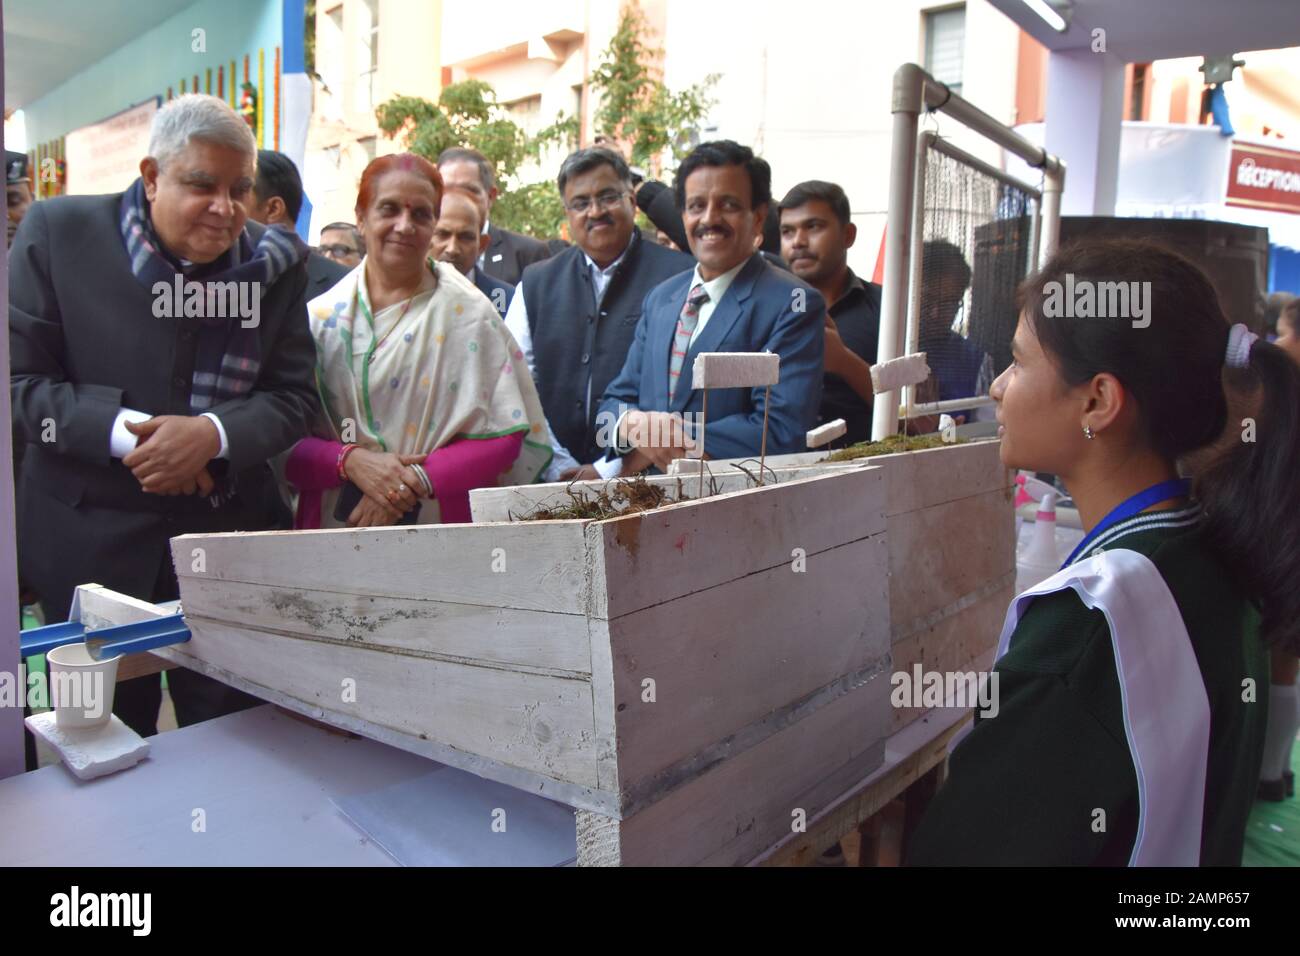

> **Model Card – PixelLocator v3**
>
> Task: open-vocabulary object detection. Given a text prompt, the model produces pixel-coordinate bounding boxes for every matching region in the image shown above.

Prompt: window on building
[924,5,966,96]
[355,0,380,114]
[320,5,344,117]
[359,136,377,163]
[505,94,543,138]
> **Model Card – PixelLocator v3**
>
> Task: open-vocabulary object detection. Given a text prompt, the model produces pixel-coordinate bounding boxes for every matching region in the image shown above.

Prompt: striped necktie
[669,283,710,394]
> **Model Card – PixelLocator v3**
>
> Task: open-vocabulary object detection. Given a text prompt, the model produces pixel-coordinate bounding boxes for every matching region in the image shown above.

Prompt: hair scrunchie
[1225,323,1259,369]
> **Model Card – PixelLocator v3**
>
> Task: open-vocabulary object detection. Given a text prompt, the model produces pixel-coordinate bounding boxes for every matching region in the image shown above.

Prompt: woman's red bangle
[337,443,358,481]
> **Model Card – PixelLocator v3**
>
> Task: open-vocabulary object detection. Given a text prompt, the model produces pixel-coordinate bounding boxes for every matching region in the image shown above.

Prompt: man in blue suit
[597,141,824,472]
[431,187,515,318]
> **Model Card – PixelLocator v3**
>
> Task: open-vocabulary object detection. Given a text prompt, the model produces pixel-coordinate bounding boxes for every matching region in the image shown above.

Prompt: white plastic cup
[46,643,121,729]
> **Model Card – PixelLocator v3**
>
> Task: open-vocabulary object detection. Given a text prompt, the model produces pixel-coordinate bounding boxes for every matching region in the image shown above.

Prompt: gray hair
[148,94,256,170]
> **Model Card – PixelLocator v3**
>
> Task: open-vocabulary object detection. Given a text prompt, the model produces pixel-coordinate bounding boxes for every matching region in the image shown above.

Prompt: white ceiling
[4,0,196,111]
[987,0,1300,61]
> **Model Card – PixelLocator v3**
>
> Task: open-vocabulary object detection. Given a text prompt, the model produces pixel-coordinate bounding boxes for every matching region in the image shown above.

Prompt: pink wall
[1,0,25,780]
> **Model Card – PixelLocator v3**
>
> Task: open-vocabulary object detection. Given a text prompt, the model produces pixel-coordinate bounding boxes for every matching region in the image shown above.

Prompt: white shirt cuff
[592,455,624,479]
[613,409,635,455]
[109,408,153,458]
[200,412,230,459]
[542,421,581,483]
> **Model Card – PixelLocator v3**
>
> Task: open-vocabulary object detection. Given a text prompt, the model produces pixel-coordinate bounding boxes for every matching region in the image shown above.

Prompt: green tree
[588,3,718,172]
[375,80,574,239]
[372,3,717,238]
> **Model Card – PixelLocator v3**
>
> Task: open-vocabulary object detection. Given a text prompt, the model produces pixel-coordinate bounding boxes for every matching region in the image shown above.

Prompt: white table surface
[0,705,482,866]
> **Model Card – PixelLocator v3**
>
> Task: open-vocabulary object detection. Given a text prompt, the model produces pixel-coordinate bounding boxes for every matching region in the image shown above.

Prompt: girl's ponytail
[1196,334,1300,652]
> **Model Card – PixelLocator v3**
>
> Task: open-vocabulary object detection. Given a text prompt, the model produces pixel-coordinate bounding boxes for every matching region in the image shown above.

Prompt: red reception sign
[1226,142,1300,215]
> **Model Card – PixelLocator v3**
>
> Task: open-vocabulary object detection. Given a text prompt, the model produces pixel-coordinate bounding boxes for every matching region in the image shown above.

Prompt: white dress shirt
[476,218,492,271]
[504,244,632,481]
[110,409,229,459]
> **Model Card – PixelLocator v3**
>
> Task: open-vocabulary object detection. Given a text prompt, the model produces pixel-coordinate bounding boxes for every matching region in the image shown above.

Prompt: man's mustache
[694,224,732,238]
[587,216,614,229]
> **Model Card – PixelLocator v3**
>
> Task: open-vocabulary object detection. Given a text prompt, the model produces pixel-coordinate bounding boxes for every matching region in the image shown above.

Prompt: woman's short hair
[148,94,257,170]
[355,153,444,218]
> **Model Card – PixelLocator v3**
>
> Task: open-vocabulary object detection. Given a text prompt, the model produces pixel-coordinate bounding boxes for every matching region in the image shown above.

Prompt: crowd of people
[8,92,1300,866]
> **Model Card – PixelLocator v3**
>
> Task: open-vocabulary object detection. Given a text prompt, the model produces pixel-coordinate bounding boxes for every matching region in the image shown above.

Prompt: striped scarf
[120,176,307,413]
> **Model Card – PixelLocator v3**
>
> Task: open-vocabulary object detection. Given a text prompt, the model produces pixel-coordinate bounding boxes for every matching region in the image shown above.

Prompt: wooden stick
[699,390,707,500]
[759,385,771,485]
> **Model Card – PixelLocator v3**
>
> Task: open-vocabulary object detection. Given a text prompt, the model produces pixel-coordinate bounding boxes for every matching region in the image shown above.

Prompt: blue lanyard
[1061,477,1192,568]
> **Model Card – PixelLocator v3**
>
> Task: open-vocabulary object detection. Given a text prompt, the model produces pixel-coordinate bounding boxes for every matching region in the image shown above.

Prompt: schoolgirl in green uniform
[907,239,1300,866]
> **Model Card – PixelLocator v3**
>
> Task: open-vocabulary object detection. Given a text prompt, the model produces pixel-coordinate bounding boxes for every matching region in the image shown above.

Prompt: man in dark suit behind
[10,94,320,737]
[437,146,552,285]
[506,147,692,482]
[597,141,824,472]
[249,148,349,297]
[430,186,514,319]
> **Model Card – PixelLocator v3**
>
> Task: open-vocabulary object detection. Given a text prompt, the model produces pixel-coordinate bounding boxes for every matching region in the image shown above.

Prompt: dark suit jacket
[482,223,552,285]
[9,193,320,619]
[472,267,515,319]
[307,249,349,298]
[598,253,825,460]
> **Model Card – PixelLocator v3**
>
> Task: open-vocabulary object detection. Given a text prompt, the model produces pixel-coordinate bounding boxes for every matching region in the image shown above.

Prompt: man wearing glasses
[504,147,692,481]
[317,221,363,269]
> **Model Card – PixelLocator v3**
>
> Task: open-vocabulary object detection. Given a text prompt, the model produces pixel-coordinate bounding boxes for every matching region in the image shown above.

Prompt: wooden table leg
[855,798,907,866]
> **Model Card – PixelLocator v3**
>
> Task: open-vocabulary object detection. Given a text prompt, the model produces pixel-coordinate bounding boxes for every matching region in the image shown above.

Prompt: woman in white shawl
[284,153,550,527]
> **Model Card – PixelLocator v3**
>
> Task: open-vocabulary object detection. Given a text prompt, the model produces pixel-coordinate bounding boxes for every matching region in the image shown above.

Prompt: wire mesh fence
[905,140,1040,426]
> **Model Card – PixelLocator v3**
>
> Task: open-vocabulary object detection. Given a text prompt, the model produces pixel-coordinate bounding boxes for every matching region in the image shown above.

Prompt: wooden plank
[889,576,1011,733]
[886,486,1015,637]
[584,525,620,794]
[70,585,174,681]
[675,438,1009,517]
[469,463,855,524]
[164,615,601,789]
[753,705,972,866]
[171,520,592,615]
[178,576,591,676]
[593,467,886,620]
[871,439,1011,516]
[148,642,618,816]
[608,533,890,794]
[575,669,891,866]
[668,450,842,473]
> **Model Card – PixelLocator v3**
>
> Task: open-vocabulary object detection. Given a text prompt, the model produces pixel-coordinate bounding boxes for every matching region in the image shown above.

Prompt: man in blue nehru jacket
[597,141,824,473]
[505,147,692,481]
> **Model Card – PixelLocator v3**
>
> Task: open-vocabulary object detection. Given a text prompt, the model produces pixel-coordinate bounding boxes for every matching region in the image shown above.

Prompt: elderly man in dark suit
[436,146,553,285]
[248,148,349,297]
[597,141,824,472]
[430,186,514,319]
[10,93,320,737]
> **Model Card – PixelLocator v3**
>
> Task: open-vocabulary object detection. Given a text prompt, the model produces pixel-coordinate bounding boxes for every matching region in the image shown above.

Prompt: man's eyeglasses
[565,190,627,215]
[320,244,359,258]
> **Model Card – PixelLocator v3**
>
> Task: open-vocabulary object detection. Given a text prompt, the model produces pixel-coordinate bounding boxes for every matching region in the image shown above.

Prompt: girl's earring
[1083,424,1095,440]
